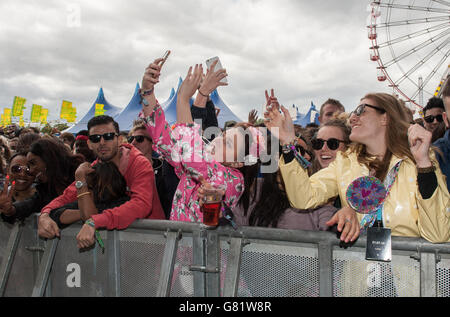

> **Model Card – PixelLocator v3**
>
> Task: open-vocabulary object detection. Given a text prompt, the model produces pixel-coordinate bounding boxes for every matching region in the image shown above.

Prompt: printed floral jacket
[140,103,244,222]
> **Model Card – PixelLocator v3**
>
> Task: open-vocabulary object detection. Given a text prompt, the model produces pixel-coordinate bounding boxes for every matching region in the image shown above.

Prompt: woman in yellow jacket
[265,92,450,244]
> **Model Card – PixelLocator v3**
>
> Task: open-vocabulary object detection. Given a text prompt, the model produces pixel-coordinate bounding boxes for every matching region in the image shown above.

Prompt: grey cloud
[0,0,392,123]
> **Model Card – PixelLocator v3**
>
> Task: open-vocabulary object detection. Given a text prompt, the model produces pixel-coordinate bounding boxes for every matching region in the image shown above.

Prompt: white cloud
[0,0,399,125]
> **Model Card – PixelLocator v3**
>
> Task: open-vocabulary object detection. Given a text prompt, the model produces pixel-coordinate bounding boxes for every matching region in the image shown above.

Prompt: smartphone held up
[206,56,228,84]
[160,50,171,67]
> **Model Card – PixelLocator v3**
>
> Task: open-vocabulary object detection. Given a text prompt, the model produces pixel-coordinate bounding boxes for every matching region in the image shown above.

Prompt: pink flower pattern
[140,103,244,222]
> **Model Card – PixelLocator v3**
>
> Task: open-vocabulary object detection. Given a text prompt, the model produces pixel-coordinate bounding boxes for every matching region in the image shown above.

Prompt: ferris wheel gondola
[367,0,450,112]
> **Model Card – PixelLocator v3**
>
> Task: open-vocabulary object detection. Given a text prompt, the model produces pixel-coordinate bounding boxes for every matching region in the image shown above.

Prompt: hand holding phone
[159,50,171,67]
[206,56,228,84]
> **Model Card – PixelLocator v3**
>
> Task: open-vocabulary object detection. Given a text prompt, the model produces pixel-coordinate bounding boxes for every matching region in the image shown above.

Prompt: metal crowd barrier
[0,214,449,297]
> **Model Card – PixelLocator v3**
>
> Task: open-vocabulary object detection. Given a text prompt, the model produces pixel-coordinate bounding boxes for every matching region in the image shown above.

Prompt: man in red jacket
[38,115,165,248]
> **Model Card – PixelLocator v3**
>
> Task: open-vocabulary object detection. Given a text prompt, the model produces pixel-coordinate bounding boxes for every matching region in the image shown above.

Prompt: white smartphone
[206,56,228,84]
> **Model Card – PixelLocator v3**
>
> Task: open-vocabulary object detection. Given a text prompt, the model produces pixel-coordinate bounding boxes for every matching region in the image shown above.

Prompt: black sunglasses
[88,132,118,143]
[353,103,386,116]
[311,138,345,151]
[424,114,443,123]
[11,165,33,176]
[128,135,151,143]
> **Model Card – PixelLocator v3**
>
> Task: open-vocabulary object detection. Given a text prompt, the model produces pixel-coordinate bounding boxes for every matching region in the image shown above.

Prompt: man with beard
[38,115,165,248]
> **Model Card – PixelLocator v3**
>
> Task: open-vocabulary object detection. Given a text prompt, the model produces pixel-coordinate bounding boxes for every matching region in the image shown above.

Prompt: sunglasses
[424,114,443,123]
[311,138,345,151]
[88,132,118,143]
[11,165,33,176]
[127,135,151,143]
[353,103,386,116]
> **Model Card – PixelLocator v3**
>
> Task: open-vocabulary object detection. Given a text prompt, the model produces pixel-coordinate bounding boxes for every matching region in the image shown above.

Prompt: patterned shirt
[140,103,244,222]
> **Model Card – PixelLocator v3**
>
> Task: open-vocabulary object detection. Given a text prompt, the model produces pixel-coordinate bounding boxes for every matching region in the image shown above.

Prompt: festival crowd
[0,55,449,252]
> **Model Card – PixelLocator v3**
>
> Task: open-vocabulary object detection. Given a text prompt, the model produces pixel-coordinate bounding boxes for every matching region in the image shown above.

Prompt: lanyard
[360,160,402,233]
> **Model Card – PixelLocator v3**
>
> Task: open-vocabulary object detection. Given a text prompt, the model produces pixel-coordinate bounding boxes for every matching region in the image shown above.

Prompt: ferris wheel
[367,0,450,111]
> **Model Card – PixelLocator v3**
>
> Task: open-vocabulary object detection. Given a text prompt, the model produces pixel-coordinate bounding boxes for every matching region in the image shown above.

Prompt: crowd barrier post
[222,237,246,297]
[0,223,22,296]
[156,229,182,297]
[318,241,333,297]
[107,230,121,297]
[419,251,438,297]
[31,238,59,297]
[191,227,207,297]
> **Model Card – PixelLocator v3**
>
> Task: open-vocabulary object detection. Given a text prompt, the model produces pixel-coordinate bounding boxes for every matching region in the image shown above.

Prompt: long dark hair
[232,123,261,212]
[30,138,84,196]
[245,135,290,228]
[85,161,127,203]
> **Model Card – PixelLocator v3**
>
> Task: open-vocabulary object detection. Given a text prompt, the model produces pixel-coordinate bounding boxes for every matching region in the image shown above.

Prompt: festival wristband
[281,140,311,169]
[85,219,105,253]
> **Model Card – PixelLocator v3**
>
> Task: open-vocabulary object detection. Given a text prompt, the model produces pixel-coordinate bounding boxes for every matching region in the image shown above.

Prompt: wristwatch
[75,180,87,189]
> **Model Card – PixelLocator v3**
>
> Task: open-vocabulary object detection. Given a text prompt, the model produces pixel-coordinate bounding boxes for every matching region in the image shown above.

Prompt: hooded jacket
[279,150,450,243]
[41,143,165,229]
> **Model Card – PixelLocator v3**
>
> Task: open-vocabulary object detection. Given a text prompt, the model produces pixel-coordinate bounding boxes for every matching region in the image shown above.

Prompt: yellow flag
[3,109,12,125]
[19,116,24,127]
[95,103,105,116]
[67,107,77,122]
[31,104,43,123]
[40,108,49,124]
[61,100,73,120]
[12,96,26,117]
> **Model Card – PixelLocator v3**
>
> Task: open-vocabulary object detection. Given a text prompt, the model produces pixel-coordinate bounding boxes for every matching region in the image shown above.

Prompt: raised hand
[263,90,295,145]
[142,57,164,92]
[265,89,280,112]
[408,123,433,168]
[199,59,228,96]
[179,64,204,102]
[248,109,258,125]
[0,175,15,216]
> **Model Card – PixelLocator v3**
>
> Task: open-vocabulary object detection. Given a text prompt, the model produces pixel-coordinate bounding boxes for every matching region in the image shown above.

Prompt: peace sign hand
[0,175,15,216]
[265,89,280,112]
[263,89,296,145]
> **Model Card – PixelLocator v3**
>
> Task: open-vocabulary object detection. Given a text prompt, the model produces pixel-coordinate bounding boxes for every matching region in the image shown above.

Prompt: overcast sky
[0,0,394,124]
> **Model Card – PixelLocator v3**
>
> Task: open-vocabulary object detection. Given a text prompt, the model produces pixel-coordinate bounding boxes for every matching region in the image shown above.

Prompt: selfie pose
[265,92,450,243]
[139,57,264,223]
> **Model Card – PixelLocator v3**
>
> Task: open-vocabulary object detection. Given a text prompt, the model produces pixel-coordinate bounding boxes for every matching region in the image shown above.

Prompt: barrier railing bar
[318,242,333,297]
[222,237,244,297]
[0,223,22,296]
[129,220,450,254]
[420,252,437,297]
[206,230,220,297]
[192,228,206,297]
[31,238,59,297]
[107,230,121,297]
[157,230,182,297]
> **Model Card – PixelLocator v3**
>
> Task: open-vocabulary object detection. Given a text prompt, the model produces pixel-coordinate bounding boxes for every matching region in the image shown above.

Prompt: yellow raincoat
[279,150,450,243]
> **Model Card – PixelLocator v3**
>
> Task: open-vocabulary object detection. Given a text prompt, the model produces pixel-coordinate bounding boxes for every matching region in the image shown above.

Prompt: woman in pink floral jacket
[140,60,258,223]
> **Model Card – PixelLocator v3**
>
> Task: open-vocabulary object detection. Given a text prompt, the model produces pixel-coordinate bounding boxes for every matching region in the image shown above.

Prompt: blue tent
[64,87,123,134]
[209,89,242,128]
[113,83,144,132]
[292,102,319,127]
[161,78,182,125]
